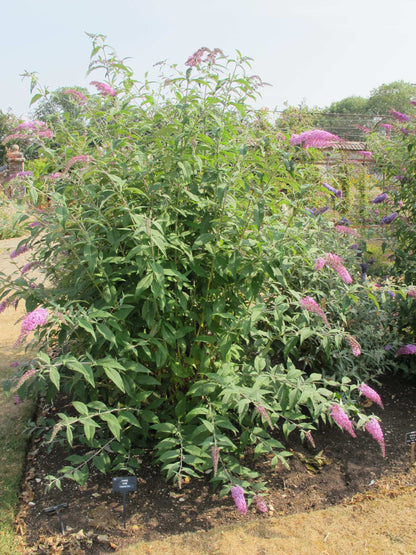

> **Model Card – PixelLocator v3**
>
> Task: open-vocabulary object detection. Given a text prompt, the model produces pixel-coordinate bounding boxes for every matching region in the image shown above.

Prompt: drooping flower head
[358,384,384,409]
[64,88,87,104]
[395,344,416,357]
[304,430,316,449]
[380,212,398,225]
[300,296,329,326]
[345,335,362,356]
[289,129,341,149]
[372,193,388,204]
[253,494,268,513]
[15,307,49,346]
[406,287,416,299]
[365,418,385,457]
[10,244,29,259]
[64,155,93,172]
[329,403,356,438]
[90,81,117,97]
[230,485,247,515]
[255,404,274,429]
[322,182,342,198]
[211,446,220,477]
[321,253,353,285]
[389,110,410,122]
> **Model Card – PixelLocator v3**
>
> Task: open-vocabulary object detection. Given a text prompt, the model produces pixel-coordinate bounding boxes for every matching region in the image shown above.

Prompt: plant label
[405,431,416,445]
[112,476,137,493]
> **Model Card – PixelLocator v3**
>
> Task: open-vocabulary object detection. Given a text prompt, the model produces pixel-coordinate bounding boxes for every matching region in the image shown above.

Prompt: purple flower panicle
[64,155,93,172]
[64,88,87,104]
[365,418,385,457]
[359,150,372,158]
[15,307,49,346]
[10,244,29,259]
[372,193,388,204]
[335,225,358,236]
[380,212,398,225]
[395,344,416,357]
[322,182,342,198]
[304,430,316,449]
[90,81,117,97]
[389,110,410,122]
[253,494,268,513]
[345,335,362,356]
[300,296,329,326]
[290,129,341,149]
[329,403,356,438]
[407,287,416,299]
[358,384,384,409]
[231,485,247,515]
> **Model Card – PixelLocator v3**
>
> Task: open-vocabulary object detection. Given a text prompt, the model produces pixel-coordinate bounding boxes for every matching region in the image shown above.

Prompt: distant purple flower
[358,384,384,409]
[21,261,39,276]
[10,244,29,259]
[185,47,210,67]
[359,150,372,158]
[322,182,342,198]
[365,418,385,457]
[44,172,62,181]
[380,123,393,131]
[407,287,416,299]
[315,257,326,271]
[0,296,11,314]
[255,404,274,429]
[389,110,410,122]
[349,243,360,250]
[15,171,33,178]
[395,344,416,357]
[400,127,410,136]
[15,307,49,346]
[15,395,21,405]
[372,193,388,204]
[410,100,416,106]
[300,296,329,326]
[231,485,247,515]
[345,335,361,356]
[380,212,398,225]
[290,129,341,149]
[335,225,358,236]
[15,367,38,389]
[253,494,268,513]
[387,290,395,298]
[329,404,356,438]
[90,81,117,97]
[384,345,392,351]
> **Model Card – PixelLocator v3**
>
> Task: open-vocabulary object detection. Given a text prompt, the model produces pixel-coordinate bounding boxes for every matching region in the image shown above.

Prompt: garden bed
[18,374,416,553]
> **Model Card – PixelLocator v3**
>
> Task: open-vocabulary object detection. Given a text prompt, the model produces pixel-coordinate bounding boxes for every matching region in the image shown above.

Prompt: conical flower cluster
[329,403,356,438]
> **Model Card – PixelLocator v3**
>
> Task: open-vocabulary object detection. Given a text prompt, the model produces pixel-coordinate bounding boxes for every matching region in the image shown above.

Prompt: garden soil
[1,237,416,555]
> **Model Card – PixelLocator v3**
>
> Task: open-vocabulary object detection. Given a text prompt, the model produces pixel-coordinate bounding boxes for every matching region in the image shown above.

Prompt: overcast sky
[2,0,415,118]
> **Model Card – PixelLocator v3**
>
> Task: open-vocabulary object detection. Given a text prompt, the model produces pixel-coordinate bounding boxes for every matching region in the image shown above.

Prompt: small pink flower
[64,88,87,104]
[345,335,361,356]
[15,395,21,405]
[231,485,247,515]
[407,287,416,299]
[365,418,385,457]
[253,494,268,513]
[28,222,41,229]
[211,446,220,477]
[314,257,326,271]
[290,129,341,149]
[334,225,359,237]
[358,384,384,409]
[304,430,316,449]
[255,404,274,429]
[359,150,372,158]
[329,403,356,438]
[15,367,38,390]
[300,296,329,326]
[90,81,117,97]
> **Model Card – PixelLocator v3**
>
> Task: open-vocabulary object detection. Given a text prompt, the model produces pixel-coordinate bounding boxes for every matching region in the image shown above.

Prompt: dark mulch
[18,374,416,553]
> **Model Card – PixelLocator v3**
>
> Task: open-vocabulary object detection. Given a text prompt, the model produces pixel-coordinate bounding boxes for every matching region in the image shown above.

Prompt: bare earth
[1,237,416,555]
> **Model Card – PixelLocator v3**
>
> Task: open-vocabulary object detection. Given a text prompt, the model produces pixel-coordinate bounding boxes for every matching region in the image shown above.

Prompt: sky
[2,0,416,118]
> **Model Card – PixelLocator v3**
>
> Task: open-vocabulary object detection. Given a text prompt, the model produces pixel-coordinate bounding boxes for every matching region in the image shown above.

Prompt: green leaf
[99,412,121,441]
[72,401,88,415]
[49,367,60,390]
[64,357,95,387]
[103,366,125,393]
[78,317,96,340]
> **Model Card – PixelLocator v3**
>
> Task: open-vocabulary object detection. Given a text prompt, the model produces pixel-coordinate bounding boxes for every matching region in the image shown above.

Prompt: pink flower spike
[314,257,326,271]
[231,485,247,515]
[358,384,384,409]
[64,88,87,104]
[255,404,274,429]
[253,494,268,513]
[15,307,49,346]
[304,430,316,449]
[329,403,356,438]
[345,335,362,356]
[406,287,416,299]
[290,129,341,149]
[211,446,220,477]
[64,155,93,172]
[300,296,329,326]
[90,81,117,97]
[365,418,385,457]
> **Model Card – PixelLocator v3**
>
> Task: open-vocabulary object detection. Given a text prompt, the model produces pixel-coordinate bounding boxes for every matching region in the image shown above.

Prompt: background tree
[0,110,19,164]
[366,80,416,115]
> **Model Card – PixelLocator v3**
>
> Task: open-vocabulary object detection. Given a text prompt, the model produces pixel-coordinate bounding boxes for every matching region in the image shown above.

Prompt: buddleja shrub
[1,35,388,507]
